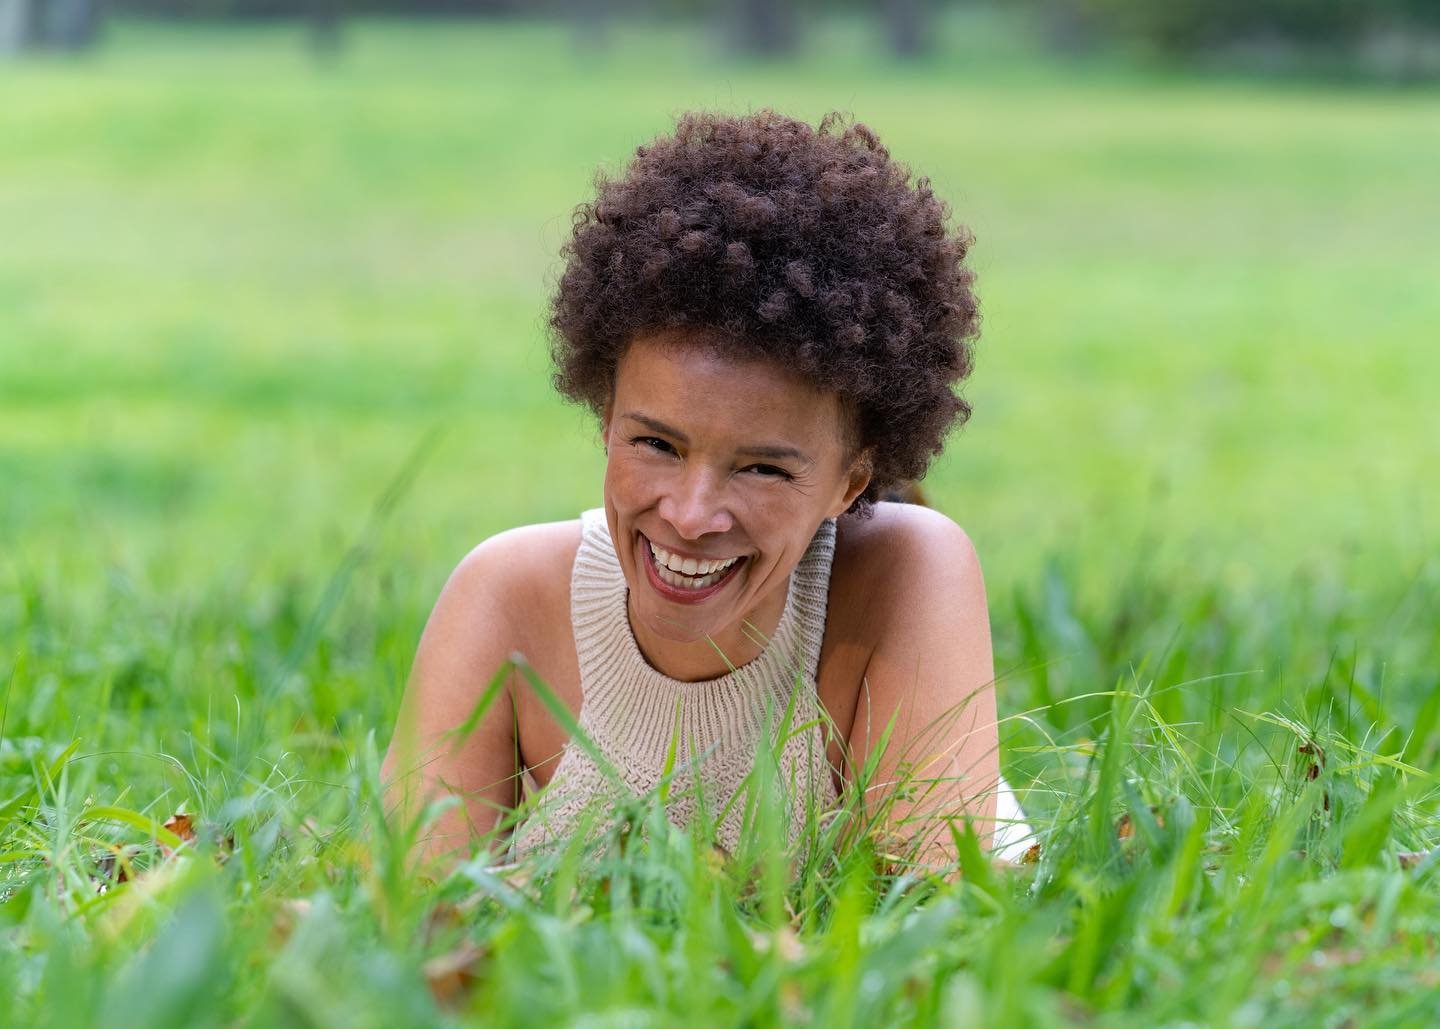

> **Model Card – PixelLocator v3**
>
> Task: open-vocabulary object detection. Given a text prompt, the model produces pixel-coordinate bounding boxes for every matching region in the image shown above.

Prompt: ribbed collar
[570,508,837,756]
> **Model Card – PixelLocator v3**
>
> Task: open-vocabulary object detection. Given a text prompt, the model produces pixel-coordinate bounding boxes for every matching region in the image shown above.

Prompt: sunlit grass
[6,514,1439,1022]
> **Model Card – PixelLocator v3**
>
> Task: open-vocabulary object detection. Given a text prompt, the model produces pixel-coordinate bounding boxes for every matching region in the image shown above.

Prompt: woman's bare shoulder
[832,502,983,624]
[836,501,980,577]
[409,518,582,701]
[446,519,584,627]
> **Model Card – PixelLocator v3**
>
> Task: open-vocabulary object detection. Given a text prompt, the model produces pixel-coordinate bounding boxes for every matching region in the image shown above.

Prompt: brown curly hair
[548,108,979,515]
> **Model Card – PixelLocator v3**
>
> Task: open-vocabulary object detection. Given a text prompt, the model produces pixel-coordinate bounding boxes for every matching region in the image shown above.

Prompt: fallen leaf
[424,939,488,1008]
[1398,849,1437,870]
[159,812,196,857]
[162,812,196,841]
[157,811,235,862]
[1117,807,1166,842]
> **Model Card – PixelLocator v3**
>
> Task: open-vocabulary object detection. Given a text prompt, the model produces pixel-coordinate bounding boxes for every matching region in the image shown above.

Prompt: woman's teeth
[648,541,740,590]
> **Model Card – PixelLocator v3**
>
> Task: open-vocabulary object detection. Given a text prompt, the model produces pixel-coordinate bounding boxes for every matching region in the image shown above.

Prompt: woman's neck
[627,577,789,683]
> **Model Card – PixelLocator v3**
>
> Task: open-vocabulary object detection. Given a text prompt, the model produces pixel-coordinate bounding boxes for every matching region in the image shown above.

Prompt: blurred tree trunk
[731,0,797,56]
[885,0,930,58]
[308,0,343,60]
[37,0,102,51]
[0,0,29,56]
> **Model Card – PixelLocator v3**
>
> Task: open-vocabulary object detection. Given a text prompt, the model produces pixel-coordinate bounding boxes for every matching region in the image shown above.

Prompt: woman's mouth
[639,535,746,602]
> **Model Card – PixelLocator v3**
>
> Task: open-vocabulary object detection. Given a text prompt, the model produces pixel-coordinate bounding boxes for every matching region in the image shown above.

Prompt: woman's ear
[830,449,873,517]
[600,402,613,454]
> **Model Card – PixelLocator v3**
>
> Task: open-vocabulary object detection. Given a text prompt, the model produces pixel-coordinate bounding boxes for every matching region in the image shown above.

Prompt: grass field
[3,13,1440,1025]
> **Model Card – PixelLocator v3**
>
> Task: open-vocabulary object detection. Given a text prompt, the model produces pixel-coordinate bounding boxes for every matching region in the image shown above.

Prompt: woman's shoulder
[443,519,584,640]
[837,500,979,562]
[832,501,983,613]
[459,518,584,565]
[453,518,584,589]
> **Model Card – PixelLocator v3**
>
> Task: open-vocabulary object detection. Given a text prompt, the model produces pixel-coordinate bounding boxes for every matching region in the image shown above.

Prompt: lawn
[2,12,1439,1025]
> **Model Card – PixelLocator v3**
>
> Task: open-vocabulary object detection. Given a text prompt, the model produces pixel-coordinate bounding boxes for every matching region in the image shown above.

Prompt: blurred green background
[4,5,1436,612]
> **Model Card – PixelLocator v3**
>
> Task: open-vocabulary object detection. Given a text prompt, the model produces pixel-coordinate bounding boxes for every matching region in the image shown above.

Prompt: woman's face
[602,332,871,660]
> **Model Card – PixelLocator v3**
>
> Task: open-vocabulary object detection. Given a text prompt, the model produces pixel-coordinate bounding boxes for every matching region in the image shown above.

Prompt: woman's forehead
[613,335,848,449]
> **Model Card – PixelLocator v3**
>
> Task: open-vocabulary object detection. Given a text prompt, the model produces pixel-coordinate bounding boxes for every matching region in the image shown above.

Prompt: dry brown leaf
[158,811,235,862]
[160,812,196,856]
[1019,842,1042,865]
[424,939,488,1008]
[1116,807,1166,842]
[1398,849,1437,870]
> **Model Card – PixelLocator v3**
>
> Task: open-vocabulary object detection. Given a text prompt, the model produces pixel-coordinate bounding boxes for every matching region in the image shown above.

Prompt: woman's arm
[380,531,538,869]
[842,503,1001,871]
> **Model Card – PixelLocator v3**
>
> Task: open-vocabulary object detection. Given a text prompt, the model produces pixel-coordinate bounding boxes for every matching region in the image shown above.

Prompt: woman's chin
[633,602,724,646]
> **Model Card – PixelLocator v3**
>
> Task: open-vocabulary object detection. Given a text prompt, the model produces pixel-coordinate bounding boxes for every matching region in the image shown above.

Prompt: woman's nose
[657,469,733,541]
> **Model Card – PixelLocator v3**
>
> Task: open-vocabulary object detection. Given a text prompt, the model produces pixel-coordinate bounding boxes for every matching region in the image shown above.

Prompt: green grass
[3,13,1440,1025]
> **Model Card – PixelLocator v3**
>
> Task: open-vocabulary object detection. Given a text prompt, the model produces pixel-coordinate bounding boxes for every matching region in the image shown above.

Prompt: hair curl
[549,108,979,515]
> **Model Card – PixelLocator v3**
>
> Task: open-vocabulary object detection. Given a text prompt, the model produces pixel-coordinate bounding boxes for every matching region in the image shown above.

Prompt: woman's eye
[633,436,675,455]
[745,464,791,479]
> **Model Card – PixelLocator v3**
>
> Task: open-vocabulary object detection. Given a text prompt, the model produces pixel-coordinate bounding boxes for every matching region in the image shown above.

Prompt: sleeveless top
[507,508,1036,863]
[508,508,839,860]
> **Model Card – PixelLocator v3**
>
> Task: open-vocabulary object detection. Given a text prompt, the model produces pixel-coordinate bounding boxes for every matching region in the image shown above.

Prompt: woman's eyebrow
[736,443,812,464]
[622,412,689,443]
[621,412,812,464]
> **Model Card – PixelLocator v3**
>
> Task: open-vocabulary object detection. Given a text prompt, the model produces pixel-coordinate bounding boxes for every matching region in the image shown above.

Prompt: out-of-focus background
[2,0,1438,694]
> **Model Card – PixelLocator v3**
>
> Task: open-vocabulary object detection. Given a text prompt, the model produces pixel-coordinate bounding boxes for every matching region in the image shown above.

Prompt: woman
[383,109,1031,870]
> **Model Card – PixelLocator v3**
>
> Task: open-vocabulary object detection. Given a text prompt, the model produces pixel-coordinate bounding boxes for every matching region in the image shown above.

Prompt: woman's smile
[637,532,748,604]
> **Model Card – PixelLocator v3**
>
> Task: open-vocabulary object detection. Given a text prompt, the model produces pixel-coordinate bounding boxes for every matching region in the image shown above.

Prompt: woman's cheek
[608,452,655,504]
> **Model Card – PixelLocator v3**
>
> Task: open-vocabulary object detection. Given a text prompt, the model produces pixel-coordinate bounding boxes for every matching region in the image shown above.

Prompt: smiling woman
[382,109,1032,871]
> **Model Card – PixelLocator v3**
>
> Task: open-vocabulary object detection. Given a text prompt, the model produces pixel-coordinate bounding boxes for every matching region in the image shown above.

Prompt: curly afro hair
[549,108,979,515]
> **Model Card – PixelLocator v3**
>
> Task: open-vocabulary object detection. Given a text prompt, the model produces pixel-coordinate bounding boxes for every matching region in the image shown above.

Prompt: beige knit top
[509,508,840,859]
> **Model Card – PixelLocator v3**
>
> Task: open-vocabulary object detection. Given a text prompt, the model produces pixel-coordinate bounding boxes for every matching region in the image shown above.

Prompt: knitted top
[509,508,839,859]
